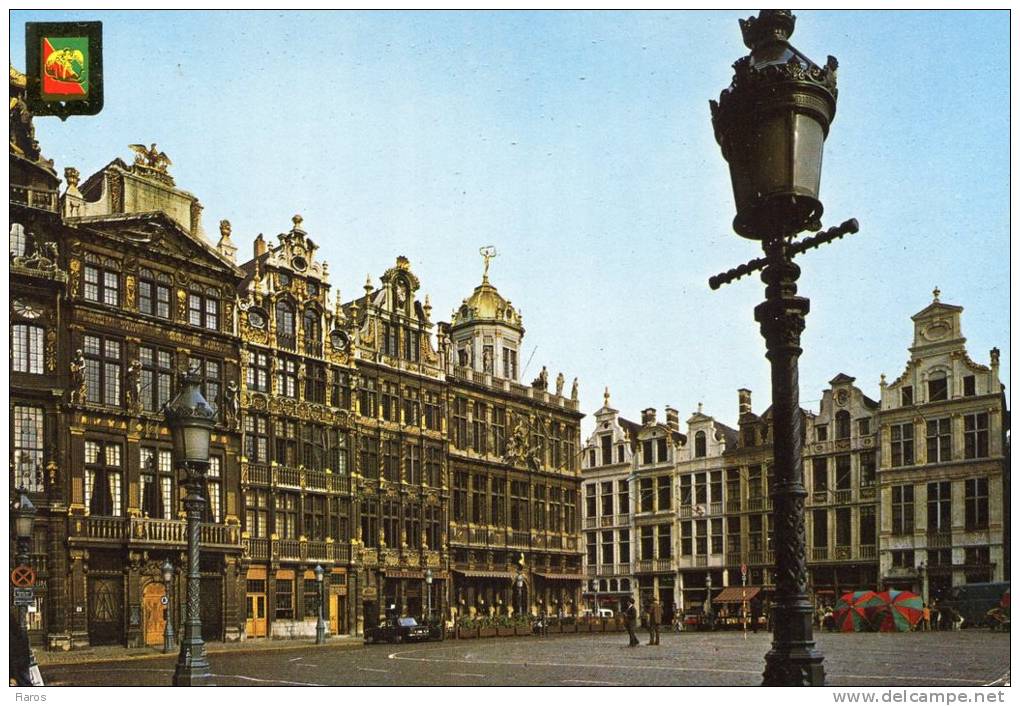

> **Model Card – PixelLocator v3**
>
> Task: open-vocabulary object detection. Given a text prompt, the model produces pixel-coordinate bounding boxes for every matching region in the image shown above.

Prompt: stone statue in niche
[69,349,87,404]
[555,372,564,396]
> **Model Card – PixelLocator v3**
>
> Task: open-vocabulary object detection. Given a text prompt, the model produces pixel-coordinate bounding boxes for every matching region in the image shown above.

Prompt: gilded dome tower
[449,246,524,381]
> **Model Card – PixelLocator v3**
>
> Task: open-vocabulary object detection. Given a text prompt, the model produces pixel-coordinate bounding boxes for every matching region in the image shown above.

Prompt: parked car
[364,616,431,644]
[596,608,614,618]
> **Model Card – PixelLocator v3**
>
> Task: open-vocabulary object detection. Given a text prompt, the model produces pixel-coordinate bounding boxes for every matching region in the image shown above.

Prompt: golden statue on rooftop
[129,143,172,173]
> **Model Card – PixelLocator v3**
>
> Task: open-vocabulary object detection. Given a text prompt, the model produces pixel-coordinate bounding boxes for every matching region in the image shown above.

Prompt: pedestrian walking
[647,598,662,645]
[624,598,640,647]
[922,603,931,631]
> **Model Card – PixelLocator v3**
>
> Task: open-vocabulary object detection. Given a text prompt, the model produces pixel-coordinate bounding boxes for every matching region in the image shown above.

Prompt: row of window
[889,413,990,467]
[891,478,990,534]
[585,480,631,518]
[450,397,578,470]
[898,373,978,407]
[815,411,870,442]
[81,255,222,332]
[358,500,443,550]
[81,440,222,520]
[381,322,422,362]
[245,349,351,407]
[457,345,518,380]
[243,489,349,541]
[355,436,443,485]
[452,472,578,532]
[243,414,350,472]
[359,378,443,430]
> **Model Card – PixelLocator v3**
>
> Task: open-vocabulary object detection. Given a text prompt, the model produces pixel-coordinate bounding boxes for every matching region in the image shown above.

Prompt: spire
[603,386,611,408]
[423,294,432,321]
[364,274,373,297]
[334,288,344,321]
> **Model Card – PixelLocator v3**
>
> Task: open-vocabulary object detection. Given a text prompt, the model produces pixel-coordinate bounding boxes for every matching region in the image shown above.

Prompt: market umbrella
[833,590,882,632]
[872,590,923,632]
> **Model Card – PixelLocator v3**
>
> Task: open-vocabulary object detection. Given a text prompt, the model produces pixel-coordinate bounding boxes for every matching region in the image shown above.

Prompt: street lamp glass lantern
[164,373,217,463]
[13,488,36,541]
[709,10,839,239]
[161,559,174,584]
[425,569,433,585]
[314,564,324,583]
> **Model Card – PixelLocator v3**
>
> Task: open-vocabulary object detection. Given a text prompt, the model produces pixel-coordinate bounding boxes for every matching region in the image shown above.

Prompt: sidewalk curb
[37,639,363,667]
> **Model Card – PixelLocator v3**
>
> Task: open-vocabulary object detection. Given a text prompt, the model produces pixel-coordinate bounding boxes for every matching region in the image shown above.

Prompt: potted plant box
[497,626,515,637]
[478,625,498,638]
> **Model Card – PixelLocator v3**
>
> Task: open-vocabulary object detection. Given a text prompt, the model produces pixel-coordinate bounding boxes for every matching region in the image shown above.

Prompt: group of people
[815,600,967,631]
[622,596,662,646]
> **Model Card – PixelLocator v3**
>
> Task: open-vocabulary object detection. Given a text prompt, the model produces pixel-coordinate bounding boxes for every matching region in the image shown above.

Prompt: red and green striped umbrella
[833,591,882,632]
[872,590,923,632]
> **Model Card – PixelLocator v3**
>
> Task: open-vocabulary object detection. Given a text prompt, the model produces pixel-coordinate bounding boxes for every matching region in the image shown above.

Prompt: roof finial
[479,245,497,283]
[932,286,941,302]
[292,214,303,229]
[698,402,703,414]
[603,386,611,407]
[364,274,373,295]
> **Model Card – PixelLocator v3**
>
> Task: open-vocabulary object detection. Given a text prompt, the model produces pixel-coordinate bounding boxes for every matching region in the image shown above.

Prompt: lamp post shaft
[173,461,211,686]
[164,578,176,653]
[316,579,326,644]
[756,245,824,686]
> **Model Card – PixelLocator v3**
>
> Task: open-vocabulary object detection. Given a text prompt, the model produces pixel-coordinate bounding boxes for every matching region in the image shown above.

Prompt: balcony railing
[245,462,271,485]
[927,531,952,549]
[859,485,877,500]
[586,565,598,577]
[276,465,302,488]
[811,491,828,505]
[811,547,829,561]
[599,515,614,528]
[725,552,742,566]
[858,544,876,559]
[834,489,852,505]
[615,563,630,575]
[678,505,693,519]
[833,545,852,561]
[710,501,723,516]
[277,539,302,560]
[244,537,270,561]
[469,528,488,545]
[277,334,296,352]
[303,340,323,358]
[726,500,742,513]
[583,516,597,529]
[73,516,240,547]
[637,559,653,573]
[748,550,774,565]
[615,513,630,526]
[694,555,708,567]
[10,184,58,212]
[508,531,529,547]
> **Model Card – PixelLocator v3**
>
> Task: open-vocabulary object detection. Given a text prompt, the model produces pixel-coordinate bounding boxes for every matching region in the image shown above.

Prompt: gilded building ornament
[125,274,137,309]
[68,258,81,297]
[176,288,187,320]
[45,328,57,372]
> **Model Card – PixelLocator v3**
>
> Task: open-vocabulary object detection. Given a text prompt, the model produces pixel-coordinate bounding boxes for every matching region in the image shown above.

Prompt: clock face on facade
[330,329,349,350]
[13,299,43,319]
[248,309,266,329]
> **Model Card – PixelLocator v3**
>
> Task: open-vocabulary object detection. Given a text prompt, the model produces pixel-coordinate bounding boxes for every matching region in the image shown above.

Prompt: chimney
[738,388,752,416]
[254,233,267,257]
[665,406,679,431]
[641,408,657,425]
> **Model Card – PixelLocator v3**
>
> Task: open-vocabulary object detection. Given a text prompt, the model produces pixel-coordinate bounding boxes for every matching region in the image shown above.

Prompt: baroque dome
[450,274,523,332]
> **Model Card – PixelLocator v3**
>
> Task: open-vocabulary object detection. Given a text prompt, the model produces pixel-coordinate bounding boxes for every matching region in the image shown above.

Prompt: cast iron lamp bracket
[709,218,860,290]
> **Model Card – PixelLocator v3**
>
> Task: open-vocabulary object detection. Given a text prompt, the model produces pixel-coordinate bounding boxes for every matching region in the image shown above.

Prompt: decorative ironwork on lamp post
[165,372,216,686]
[709,10,861,686]
[162,559,176,653]
[425,568,433,623]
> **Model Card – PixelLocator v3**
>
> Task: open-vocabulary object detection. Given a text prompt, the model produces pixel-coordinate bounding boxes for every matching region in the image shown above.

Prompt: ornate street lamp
[162,559,176,654]
[12,488,41,686]
[705,572,714,630]
[516,571,525,616]
[165,372,216,686]
[709,10,860,686]
[917,562,929,606]
[425,568,433,622]
[314,564,327,644]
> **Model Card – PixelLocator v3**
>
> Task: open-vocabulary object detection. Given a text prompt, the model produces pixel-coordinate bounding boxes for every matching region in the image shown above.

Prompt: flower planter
[457,627,478,639]
[515,625,530,636]
[497,627,515,637]
[478,627,498,638]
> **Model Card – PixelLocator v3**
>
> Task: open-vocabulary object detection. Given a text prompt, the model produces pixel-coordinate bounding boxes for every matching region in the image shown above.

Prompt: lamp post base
[316,621,327,645]
[172,644,211,686]
[763,648,826,687]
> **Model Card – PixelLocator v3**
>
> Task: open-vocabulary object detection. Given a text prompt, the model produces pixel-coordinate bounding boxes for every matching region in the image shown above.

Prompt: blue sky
[11,10,1010,436]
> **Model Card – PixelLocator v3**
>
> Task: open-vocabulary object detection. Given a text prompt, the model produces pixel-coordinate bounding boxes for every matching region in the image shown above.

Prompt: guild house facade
[582,294,1008,615]
[9,70,584,649]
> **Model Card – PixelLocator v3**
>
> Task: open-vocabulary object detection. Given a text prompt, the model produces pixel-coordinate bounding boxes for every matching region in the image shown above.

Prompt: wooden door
[143,583,166,647]
[329,594,339,634]
[87,576,124,646]
[246,593,267,637]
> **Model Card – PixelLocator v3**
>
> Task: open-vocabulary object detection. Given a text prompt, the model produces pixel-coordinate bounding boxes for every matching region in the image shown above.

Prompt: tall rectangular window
[617,480,629,515]
[835,507,851,547]
[859,451,876,487]
[694,520,707,556]
[452,397,468,450]
[382,438,400,482]
[510,481,528,531]
[189,355,222,409]
[859,505,876,547]
[472,402,487,454]
[812,509,828,549]
[405,504,421,548]
[639,478,653,513]
[835,455,851,490]
[891,484,914,535]
[140,447,173,519]
[927,481,951,532]
[600,530,614,565]
[84,262,120,305]
[207,455,222,523]
[656,476,671,512]
[471,474,488,524]
[453,471,468,523]
[928,375,948,402]
[965,477,989,530]
[275,577,294,619]
[359,435,379,479]
[424,445,442,487]
[491,407,506,456]
[926,418,951,464]
[12,324,44,374]
[890,423,914,467]
[84,334,121,406]
[619,529,630,564]
[84,440,122,516]
[964,413,989,459]
[710,518,723,554]
[492,478,506,526]
[361,499,378,548]
[642,440,654,465]
[244,414,269,462]
[657,524,671,558]
[275,493,298,539]
[963,376,976,397]
[138,270,171,318]
[276,357,298,398]
[359,377,377,418]
[901,386,913,406]
[13,406,45,491]
[502,348,517,380]
[600,481,613,517]
[533,485,546,531]
[245,489,269,537]
[680,522,692,556]
[586,532,597,566]
[405,444,421,485]
[140,346,174,412]
[640,526,654,560]
[382,501,399,548]
[246,349,270,393]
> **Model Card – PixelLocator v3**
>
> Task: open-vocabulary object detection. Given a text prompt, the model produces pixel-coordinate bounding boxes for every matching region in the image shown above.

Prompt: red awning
[713,586,761,603]
[533,572,585,581]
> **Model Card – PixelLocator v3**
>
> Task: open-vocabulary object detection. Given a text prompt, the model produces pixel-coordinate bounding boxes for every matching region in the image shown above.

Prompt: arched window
[10,223,26,257]
[695,430,707,458]
[620,579,630,592]
[599,579,608,592]
[303,308,320,356]
[609,579,618,592]
[835,410,851,439]
[83,253,120,306]
[276,300,295,348]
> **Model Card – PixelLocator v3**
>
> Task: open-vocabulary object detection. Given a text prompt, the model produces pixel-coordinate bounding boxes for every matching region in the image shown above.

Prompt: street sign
[161,595,169,606]
[14,587,35,606]
[11,565,36,587]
